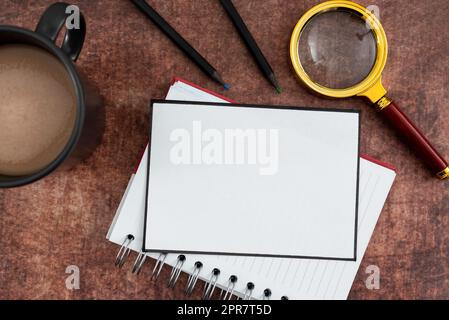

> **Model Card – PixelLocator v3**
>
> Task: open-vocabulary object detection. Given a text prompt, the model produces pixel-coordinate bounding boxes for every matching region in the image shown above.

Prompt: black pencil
[130,0,230,89]
[219,0,282,93]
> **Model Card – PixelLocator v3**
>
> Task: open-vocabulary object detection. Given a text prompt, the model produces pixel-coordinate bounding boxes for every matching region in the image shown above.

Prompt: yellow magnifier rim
[290,0,388,102]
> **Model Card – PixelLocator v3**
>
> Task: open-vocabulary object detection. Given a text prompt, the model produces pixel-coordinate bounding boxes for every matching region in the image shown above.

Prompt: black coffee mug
[0,2,104,188]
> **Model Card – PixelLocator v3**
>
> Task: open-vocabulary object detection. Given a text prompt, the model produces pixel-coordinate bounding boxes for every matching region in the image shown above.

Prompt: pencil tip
[268,73,282,94]
[275,86,283,94]
[211,71,230,90]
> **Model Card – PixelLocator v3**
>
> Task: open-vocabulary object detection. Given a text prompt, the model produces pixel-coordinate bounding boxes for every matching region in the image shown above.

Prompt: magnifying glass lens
[298,10,377,89]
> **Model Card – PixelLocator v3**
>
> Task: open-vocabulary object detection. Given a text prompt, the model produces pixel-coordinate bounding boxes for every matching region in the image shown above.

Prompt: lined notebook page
[107,80,396,299]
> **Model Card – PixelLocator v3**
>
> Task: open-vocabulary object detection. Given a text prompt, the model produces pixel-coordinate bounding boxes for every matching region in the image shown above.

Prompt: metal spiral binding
[115,234,135,268]
[242,282,255,300]
[167,255,186,288]
[202,268,221,300]
[262,289,272,300]
[115,241,280,300]
[132,251,148,275]
[185,261,203,296]
[220,275,238,300]
[151,253,167,280]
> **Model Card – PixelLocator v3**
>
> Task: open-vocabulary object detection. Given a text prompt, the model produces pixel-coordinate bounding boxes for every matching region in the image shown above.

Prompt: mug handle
[35,2,86,62]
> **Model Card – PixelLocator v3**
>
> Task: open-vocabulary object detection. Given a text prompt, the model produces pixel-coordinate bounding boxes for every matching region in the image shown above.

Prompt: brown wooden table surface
[0,0,448,300]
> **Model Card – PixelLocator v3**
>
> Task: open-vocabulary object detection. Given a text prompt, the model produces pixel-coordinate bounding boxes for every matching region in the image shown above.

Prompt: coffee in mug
[0,2,105,188]
[0,44,77,176]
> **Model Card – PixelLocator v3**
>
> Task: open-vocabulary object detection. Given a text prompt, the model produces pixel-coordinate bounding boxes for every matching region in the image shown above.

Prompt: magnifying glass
[290,0,448,180]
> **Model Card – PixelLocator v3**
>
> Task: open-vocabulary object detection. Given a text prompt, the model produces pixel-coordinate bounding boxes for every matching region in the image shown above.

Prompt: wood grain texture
[0,0,448,300]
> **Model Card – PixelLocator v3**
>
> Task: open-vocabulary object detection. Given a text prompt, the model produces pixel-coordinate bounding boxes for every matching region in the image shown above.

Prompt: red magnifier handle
[377,99,448,179]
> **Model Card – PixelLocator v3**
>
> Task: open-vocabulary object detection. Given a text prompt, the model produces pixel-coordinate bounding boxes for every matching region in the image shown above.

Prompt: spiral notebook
[107,78,397,300]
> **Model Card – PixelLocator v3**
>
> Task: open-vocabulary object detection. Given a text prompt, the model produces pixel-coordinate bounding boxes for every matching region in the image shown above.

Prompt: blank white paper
[144,100,360,260]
